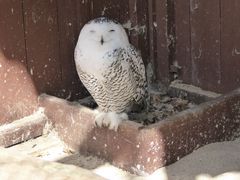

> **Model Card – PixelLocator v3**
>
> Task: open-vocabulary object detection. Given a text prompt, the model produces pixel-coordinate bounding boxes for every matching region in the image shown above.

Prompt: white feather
[75,19,129,80]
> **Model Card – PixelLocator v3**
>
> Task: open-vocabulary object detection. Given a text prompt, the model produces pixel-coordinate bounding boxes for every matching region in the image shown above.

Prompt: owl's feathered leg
[94,110,128,131]
[106,112,128,131]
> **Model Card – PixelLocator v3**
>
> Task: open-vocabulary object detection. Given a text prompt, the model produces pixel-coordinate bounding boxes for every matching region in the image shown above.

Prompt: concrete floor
[4,132,240,180]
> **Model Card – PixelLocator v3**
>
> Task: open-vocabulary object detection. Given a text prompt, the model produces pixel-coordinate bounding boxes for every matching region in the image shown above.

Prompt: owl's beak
[100,36,104,45]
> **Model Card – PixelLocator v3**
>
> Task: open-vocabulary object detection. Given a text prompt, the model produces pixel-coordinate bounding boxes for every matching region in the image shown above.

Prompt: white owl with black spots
[74,17,147,131]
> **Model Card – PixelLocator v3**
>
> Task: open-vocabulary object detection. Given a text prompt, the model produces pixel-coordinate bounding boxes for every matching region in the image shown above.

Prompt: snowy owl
[74,17,147,131]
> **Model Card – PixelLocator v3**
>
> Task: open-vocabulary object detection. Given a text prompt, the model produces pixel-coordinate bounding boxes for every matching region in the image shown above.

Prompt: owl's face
[77,17,130,52]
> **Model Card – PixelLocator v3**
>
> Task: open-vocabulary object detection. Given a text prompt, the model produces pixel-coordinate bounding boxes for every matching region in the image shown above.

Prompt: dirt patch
[78,87,196,126]
[129,89,196,125]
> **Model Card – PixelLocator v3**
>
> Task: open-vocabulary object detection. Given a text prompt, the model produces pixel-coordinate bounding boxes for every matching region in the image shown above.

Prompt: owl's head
[77,17,130,51]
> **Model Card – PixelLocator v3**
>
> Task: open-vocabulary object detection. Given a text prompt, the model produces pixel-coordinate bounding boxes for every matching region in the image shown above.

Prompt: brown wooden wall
[148,0,240,93]
[0,0,149,101]
[174,0,240,93]
[0,0,240,105]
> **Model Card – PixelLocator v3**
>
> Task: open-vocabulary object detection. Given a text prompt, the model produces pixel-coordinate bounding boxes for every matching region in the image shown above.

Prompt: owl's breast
[77,53,112,80]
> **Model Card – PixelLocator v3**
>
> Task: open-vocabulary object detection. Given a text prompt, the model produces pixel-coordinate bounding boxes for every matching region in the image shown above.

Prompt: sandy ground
[152,138,240,180]
[6,132,240,180]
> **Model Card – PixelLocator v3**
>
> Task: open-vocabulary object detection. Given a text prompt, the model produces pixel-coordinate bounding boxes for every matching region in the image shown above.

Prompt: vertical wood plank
[221,0,240,93]
[147,0,158,83]
[76,0,92,30]
[91,0,129,22]
[132,0,149,65]
[0,0,26,64]
[174,0,191,83]
[190,0,221,92]
[57,0,90,100]
[128,0,139,47]
[155,0,169,84]
[23,0,62,96]
[148,0,154,64]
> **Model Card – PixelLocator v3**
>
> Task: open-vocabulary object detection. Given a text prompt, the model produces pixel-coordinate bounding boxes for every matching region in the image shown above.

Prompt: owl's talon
[108,122,118,132]
[106,112,128,131]
[94,121,98,127]
[94,111,127,131]
[94,111,105,128]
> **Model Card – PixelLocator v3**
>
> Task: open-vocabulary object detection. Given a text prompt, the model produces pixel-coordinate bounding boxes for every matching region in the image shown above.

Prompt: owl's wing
[76,64,110,109]
[127,45,147,104]
[74,50,107,108]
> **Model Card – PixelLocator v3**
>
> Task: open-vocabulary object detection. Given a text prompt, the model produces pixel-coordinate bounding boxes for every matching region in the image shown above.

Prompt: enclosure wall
[0,0,239,108]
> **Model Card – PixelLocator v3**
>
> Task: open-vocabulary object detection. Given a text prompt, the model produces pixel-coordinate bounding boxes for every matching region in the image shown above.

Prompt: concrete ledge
[0,52,39,125]
[39,89,240,175]
[0,108,48,147]
[168,81,221,104]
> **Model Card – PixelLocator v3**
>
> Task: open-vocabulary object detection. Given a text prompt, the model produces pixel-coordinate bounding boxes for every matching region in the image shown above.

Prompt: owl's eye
[90,30,96,33]
[109,29,115,32]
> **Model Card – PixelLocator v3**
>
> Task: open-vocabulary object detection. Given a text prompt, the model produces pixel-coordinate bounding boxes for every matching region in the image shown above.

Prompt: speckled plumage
[87,17,120,25]
[74,17,146,130]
